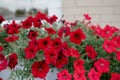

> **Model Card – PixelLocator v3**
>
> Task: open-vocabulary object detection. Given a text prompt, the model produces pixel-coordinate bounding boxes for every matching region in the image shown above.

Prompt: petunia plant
[0,12,120,80]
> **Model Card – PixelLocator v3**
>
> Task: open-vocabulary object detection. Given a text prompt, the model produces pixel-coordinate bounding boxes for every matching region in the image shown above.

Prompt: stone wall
[62,0,120,27]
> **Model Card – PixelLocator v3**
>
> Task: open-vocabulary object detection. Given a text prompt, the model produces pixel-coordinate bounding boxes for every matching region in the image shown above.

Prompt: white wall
[48,0,62,19]
[62,0,120,27]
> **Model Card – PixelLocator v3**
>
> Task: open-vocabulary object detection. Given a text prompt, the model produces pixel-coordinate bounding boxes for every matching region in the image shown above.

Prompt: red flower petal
[31,60,49,79]
[69,28,86,44]
[8,53,18,69]
[88,68,101,80]
[94,58,110,73]
[57,69,72,80]
[110,73,120,80]
[86,45,97,59]
[0,53,7,71]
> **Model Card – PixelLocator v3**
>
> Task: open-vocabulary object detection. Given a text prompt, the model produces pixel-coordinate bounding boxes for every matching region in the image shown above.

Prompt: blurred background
[0,0,120,27]
[0,0,62,20]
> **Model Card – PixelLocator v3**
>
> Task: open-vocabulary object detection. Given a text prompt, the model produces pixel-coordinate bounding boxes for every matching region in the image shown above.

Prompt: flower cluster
[0,12,120,80]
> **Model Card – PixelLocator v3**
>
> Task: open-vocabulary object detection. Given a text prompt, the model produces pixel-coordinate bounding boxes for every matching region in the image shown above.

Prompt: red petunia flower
[112,36,120,48]
[91,25,102,37]
[69,28,86,44]
[57,69,72,80]
[59,42,70,57]
[28,39,39,51]
[54,49,68,68]
[86,45,97,59]
[73,70,86,80]
[48,15,58,25]
[45,27,56,34]
[44,47,58,65]
[92,25,118,39]
[35,12,48,21]
[101,25,118,38]
[115,50,120,61]
[74,59,85,70]
[84,14,91,20]
[52,37,62,50]
[5,21,21,34]
[38,36,53,51]
[0,46,3,52]
[22,16,33,29]
[28,39,38,46]
[4,35,19,42]
[94,58,110,73]
[31,60,49,79]
[28,30,38,40]
[88,68,101,80]
[62,49,71,57]
[68,47,80,58]
[0,53,7,71]
[8,53,18,69]
[61,41,69,51]
[24,45,38,59]
[33,17,42,28]
[58,26,70,37]
[110,73,120,80]
[0,15,5,24]
[102,39,115,53]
